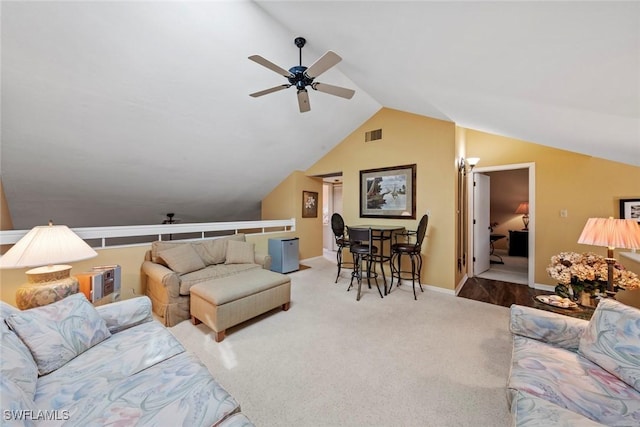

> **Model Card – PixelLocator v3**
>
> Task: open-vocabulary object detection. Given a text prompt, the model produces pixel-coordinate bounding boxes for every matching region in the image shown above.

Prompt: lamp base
[605,257,616,294]
[16,265,79,310]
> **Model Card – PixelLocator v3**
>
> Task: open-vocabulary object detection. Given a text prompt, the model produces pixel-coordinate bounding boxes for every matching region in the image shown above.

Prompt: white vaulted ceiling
[1,1,638,229]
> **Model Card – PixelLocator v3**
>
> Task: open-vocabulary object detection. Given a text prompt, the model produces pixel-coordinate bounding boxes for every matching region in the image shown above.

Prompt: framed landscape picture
[360,164,416,219]
[620,198,640,222]
[302,191,318,218]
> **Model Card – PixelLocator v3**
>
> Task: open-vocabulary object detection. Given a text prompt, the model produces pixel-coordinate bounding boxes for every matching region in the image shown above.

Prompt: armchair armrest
[255,253,272,270]
[96,296,153,334]
[141,260,180,289]
[509,304,588,351]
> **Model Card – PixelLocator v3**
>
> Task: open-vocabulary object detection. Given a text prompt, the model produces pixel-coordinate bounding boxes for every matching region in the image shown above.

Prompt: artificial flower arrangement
[546,251,640,299]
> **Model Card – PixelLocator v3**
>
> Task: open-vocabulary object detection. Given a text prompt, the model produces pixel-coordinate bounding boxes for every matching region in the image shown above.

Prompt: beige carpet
[169,257,513,426]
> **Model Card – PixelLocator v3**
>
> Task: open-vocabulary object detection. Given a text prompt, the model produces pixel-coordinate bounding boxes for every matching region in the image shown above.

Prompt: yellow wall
[0,178,13,231]
[3,110,638,305]
[1,178,15,254]
[0,232,293,307]
[0,245,149,307]
[466,129,640,286]
[262,170,323,260]
[305,107,458,291]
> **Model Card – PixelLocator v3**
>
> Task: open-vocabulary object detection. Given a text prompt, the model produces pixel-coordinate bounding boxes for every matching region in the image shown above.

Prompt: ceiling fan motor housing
[288,65,314,90]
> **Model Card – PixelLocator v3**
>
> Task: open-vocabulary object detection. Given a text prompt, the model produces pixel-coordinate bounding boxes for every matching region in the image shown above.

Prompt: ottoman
[190,269,291,342]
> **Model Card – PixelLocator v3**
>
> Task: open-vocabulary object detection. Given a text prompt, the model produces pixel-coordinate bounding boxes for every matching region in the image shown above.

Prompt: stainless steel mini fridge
[268,237,299,273]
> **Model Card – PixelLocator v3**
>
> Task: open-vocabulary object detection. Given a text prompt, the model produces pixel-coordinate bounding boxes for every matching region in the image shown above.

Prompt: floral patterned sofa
[508,299,640,426]
[0,293,253,426]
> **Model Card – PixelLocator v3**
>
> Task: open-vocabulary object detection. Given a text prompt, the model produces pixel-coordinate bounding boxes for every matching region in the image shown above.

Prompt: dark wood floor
[457,276,552,308]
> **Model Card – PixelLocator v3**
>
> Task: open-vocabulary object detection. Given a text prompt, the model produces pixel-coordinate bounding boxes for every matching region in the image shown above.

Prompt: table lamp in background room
[515,202,529,230]
[0,221,97,309]
[577,217,640,293]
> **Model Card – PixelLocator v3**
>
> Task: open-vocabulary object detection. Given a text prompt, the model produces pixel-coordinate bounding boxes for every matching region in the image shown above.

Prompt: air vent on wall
[365,128,382,142]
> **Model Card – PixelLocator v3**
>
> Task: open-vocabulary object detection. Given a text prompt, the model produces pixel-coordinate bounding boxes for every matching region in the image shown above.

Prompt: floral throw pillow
[579,298,640,392]
[5,293,111,375]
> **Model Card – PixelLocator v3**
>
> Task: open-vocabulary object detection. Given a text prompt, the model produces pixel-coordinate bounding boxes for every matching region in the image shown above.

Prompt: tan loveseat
[141,233,272,327]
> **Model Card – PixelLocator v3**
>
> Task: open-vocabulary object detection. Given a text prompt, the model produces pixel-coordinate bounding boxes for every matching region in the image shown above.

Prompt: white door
[322,183,333,251]
[473,173,491,275]
[332,184,343,251]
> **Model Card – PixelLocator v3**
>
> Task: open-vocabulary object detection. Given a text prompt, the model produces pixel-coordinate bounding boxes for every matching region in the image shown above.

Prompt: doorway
[322,176,344,255]
[470,163,535,287]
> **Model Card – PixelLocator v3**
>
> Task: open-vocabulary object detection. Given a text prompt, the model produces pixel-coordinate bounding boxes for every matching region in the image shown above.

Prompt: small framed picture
[302,191,318,218]
[619,198,640,222]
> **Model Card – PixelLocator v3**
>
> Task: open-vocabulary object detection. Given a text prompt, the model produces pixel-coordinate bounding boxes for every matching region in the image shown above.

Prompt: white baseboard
[424,283,456,296]
[533,283,555,292]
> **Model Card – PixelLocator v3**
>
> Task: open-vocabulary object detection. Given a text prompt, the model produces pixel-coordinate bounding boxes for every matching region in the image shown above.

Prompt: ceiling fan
[249,37,355,113]
[162,213,181,224]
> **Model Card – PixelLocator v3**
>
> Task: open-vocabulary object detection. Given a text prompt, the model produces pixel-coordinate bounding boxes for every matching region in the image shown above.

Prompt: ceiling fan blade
[305,51,342,78]
[297,89,310,113]
[312,82,355,99]
[249,84,291,98]
[248,55,292,78]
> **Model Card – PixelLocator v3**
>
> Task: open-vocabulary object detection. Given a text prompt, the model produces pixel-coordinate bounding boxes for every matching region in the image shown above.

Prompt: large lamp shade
[577,217,640,292]
[577,217,640,257]
[0,222,98,309]
[0,224,97,269]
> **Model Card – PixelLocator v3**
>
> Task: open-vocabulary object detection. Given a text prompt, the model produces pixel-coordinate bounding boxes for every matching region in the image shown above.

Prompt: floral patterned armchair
[508,299,640,426]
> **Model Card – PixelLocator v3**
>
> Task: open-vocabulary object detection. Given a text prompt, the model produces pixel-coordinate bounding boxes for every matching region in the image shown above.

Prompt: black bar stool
[331,213,353,283]
[389,214,429,300]
[346,226,383,301]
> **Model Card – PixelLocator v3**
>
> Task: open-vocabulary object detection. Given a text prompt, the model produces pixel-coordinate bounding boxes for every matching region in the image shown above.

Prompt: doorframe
[467,162,536,287]
[321,175,344,252]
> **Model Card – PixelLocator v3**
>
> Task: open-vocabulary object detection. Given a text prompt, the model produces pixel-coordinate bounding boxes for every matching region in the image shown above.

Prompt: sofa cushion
[35,320,184,409]
[95,296,153,334]
[0,375,37,427]
[0,302,38,400]
[510,304,587,351]
[201,234,246,265]
[179,263,261,295]
[511,390,606,426]
[49,351,240,427]
[508,334,640,426]
[191,268,290,306]
[579,298,640,392]
[5,293,111,375]
[159,244,207,274]
[151,241,184,265]
[225,240,255,265]
[150,234,246,266]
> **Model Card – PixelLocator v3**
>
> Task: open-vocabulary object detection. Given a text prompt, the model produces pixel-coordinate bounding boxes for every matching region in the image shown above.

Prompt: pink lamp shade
[515,202,529,215]
[578,217,640,257]
[577,217,640,293]
[515,202,529,229]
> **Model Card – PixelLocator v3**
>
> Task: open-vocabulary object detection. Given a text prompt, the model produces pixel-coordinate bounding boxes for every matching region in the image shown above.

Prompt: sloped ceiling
[1,1,638,229]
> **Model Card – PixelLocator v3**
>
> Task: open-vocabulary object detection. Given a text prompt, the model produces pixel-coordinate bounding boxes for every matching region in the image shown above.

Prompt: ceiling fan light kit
[249,37,355,113]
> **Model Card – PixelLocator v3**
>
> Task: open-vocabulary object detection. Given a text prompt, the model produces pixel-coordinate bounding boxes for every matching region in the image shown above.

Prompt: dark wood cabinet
[509,230,528,257]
